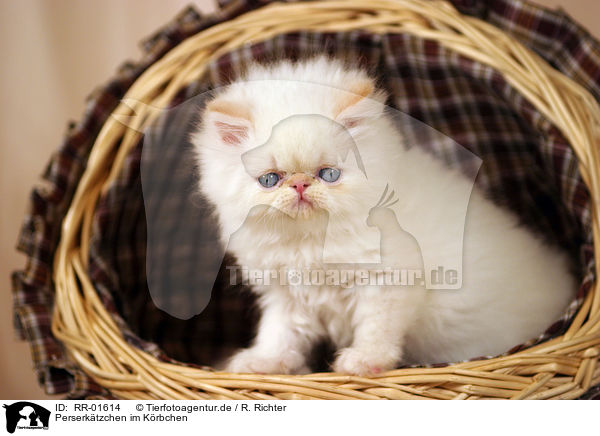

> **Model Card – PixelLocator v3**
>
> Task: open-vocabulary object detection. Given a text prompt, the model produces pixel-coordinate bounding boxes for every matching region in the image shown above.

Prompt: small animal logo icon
[3,402,50,434]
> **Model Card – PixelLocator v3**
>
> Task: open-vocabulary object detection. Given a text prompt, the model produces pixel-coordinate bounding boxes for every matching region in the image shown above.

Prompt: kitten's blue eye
[258,172,280,188]
[318,167,341,183]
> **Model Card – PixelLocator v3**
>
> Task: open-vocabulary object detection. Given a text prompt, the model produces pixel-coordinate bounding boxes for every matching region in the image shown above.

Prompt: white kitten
[193,57,576,375]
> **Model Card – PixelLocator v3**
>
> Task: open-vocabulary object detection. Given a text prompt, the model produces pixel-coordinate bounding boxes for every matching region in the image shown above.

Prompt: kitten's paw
[225,348,309,374]
[333,347,398,376]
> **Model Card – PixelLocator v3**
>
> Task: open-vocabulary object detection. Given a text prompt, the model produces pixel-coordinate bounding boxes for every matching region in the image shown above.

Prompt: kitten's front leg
[333,286,424,376]
[225,295,315,374]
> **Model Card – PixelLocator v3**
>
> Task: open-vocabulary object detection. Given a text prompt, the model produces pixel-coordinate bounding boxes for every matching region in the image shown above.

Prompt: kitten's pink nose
[288,173,312,196]
[293,183,310,195]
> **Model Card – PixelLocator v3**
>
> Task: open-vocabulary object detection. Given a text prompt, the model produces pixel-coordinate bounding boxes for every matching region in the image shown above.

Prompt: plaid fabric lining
[11,0,599,398]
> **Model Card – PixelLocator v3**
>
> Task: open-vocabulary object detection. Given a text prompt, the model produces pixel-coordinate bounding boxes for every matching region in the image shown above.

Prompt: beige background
[0,0,597,399]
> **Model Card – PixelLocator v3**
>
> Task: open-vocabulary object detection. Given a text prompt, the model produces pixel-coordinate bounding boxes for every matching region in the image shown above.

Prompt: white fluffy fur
[193,57,576,375]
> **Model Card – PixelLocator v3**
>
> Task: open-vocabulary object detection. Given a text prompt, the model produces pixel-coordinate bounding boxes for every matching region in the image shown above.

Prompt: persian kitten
[193,57,575,375]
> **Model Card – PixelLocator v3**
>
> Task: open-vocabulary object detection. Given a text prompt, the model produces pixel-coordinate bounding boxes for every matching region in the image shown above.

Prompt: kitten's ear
[334,79,386,132]
[204,99,253,146]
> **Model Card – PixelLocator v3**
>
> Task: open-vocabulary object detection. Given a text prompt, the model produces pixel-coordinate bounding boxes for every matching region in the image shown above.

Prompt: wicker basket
[42,0,600,400]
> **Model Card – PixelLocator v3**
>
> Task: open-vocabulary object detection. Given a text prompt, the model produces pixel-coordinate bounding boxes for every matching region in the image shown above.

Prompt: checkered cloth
[11,0,599,399]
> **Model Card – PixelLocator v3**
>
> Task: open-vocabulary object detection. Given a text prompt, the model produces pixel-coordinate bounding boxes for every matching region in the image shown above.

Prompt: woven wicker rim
[51,0,600,400]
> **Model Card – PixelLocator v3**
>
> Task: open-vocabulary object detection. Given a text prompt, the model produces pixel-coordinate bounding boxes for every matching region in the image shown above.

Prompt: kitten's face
[241,115,369,220]
[195,77,389,234]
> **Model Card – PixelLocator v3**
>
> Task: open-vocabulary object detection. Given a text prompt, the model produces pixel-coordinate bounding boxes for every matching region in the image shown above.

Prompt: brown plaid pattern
[11,0,599,399]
